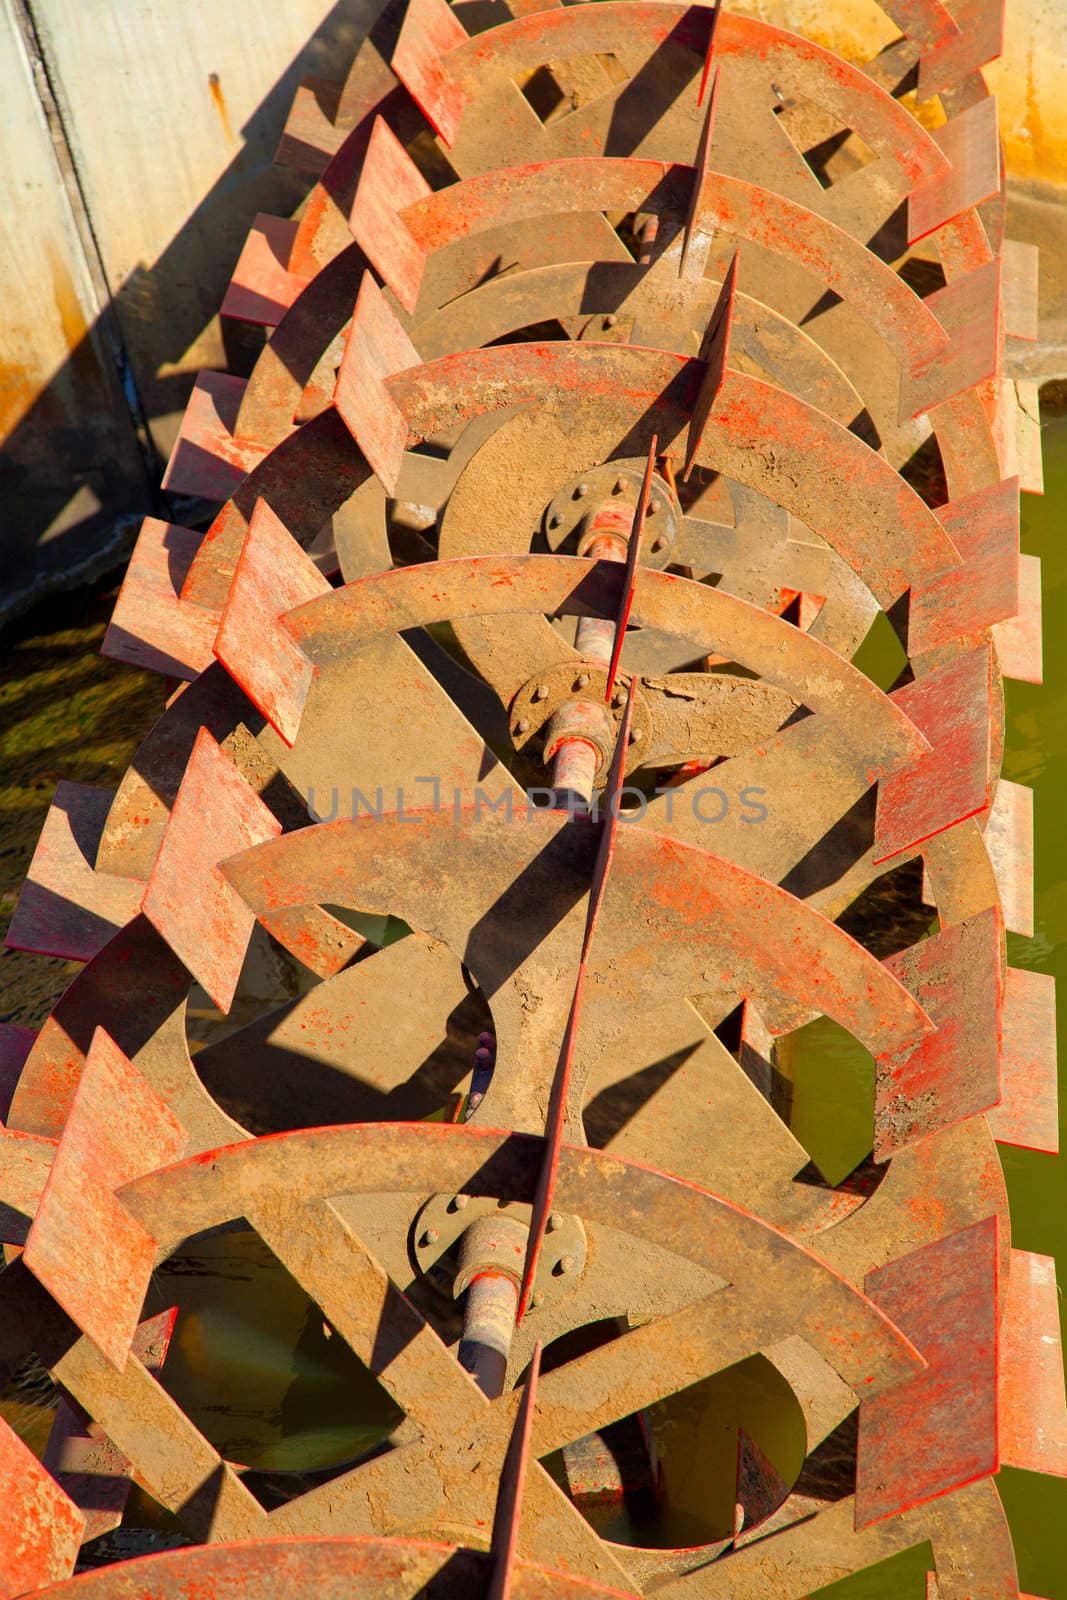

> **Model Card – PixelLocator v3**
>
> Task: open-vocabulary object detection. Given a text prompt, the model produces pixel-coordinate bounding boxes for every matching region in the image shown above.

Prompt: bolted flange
[412,1192,587,1310]
[540,459,680,566]
[509,661,652,779]
[454,1212,529,1297]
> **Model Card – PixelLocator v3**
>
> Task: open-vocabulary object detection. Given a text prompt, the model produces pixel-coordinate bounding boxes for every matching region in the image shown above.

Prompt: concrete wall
[0,0,374,621]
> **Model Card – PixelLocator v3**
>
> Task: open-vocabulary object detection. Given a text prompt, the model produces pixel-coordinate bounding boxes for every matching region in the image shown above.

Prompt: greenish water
[996,407,1067,1600]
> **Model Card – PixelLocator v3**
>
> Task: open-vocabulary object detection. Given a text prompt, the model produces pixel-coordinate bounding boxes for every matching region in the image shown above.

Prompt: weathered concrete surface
[0,0,376,624]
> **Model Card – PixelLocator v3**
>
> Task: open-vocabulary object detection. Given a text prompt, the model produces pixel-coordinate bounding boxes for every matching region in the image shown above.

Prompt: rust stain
[46,243,89,355]
[208,73,235,143]
[0,361,37,439]
[0,243,94,438]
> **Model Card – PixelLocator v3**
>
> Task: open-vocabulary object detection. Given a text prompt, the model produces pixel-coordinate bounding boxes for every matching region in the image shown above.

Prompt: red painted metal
[0,1024,34,1123]
[856,1217,998,1527]
[908,477,1018,656]
[988,967,1058,1154]
[384,346,961,605]
[0,1417,83,1597]
[23,1027,186,1371]
[881,0,960,47]
[1003,239,1040,342]
[440,7,949,195]
[392,0,469,145]
[873,644,992,864]
[215,498,331,744]
[4,782,144,963]
[121,1125,926,1398]
[999,1249,1067,1476]
[394,160,950,384]
[993,552,1043,685]
[349,116,432,315]
[683,253,737,481]
[3,919,196,1144]
[221,213,303,327]
[160,371,267,502]
[142,728,282,1012]
[334,272,421,494]
[0,0,1026,1583]
[878,907,1002,1159]
[43,1308,178,1543]
[908,96,1000,245]
[517,687,634,1321]
[984,778,1034,939]
[282,554,927,777]
[917,0,1005,98]
[603,439,655,702]
[488,1341,544,1600]
[680,64,719,278]
[102,518,218,680]
[735,1427,789,1537]
[901,257,1002,421]
[0,1126,55,1247]
[25,1536,643,1597]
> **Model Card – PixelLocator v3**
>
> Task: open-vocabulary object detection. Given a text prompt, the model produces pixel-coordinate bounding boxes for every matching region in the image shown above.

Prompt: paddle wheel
[1,0,1059,1595]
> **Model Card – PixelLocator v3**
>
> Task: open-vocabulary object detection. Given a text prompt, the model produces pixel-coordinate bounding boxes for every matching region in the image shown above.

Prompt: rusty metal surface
[0,1416,83,1597]
[215,500,331,744]
[23,1027,186,1372]
[877,906,1002,1159]
[143,729,283,1014]
[907,478,1019,657]
[101,518,218,681]
[42,1308,177,1543]
[488,1342,543,1600]
[873,645,993,864]
[220,214,303,327]
[856,1217,999,1527]
[162,371,267,504]
[0,0,1040,1591]
[4,783,144,963]
[30,1536,643,1598]
[282,553,927,777]
[999,1250,1067,1476]
[989,967,1059,1154]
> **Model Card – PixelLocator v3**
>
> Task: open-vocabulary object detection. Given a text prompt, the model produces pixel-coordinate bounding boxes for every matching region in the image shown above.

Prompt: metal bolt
[450,1195,470,1212]
[628,729,637,744]
[516,718,530,734]
[651,536,665,552]
[603,314,617,327]
[613,476,626,494]
[559,1255,576,1275]
[575,673,590,689]
[549,510,563,529]
[478,1031,494,1047]
[534,684,549,701]
[422,1228,440,1247]
[613,690,626,708]
[547,1212,564,1232]
[531,1291,544,1309]
[647,501,658,514]
[575,482,589,498]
